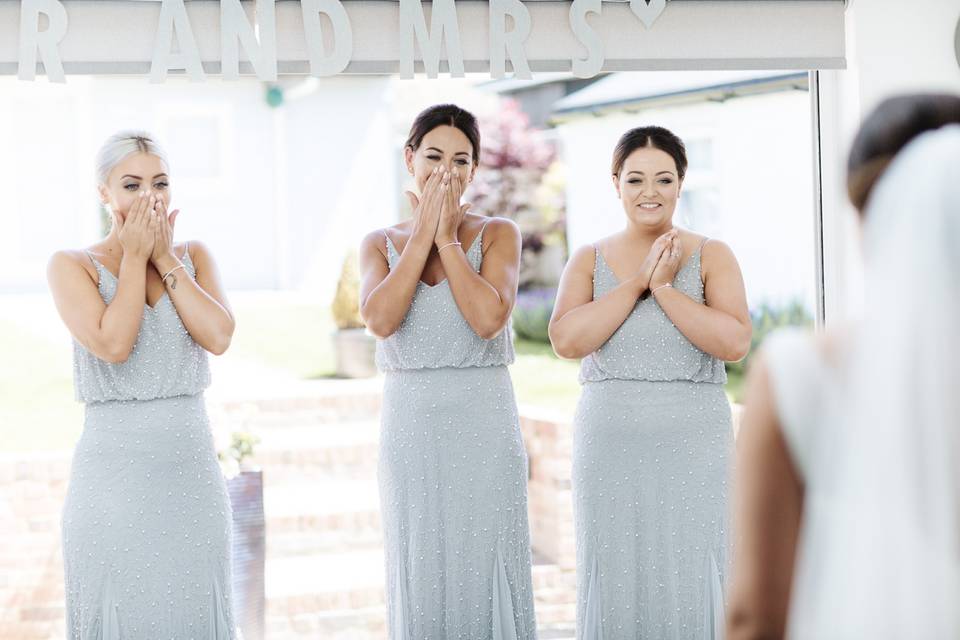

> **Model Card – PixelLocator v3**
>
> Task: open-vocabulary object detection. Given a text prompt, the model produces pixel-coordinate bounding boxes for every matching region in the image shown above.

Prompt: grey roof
[552,70,808,118]
[476,72,587,94]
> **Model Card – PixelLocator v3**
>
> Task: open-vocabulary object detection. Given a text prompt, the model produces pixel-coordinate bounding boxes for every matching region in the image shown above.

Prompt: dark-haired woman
[359,104,537,638]
[727,94,960,640]
[549,126,751,638]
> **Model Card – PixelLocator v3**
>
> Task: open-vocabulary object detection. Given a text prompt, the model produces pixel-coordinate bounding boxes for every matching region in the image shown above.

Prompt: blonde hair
[95,130,170,185]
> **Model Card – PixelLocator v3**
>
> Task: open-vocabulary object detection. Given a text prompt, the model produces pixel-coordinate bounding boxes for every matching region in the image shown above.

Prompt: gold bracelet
[651,283,673,296]
[161,263,185,285]
[437,241,462,252]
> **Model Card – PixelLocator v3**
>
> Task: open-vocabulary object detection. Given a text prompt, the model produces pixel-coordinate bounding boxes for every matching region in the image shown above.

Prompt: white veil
[789,125,960,639]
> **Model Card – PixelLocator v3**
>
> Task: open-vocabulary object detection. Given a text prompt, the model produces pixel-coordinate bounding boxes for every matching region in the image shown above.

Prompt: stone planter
[226,469,265,640]
[333,327,377,378]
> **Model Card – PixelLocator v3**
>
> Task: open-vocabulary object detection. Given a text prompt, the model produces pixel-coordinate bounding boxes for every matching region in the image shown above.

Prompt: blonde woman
[47,131,238,638]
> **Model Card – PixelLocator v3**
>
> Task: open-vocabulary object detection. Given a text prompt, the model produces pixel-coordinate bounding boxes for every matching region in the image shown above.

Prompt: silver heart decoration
[630,0,667,29]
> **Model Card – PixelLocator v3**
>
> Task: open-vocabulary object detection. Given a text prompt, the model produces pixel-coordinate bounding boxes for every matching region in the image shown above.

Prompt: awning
[0,0,846,80]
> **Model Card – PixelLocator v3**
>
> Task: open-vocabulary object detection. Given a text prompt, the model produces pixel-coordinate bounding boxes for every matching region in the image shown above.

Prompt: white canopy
[0,0,846,80]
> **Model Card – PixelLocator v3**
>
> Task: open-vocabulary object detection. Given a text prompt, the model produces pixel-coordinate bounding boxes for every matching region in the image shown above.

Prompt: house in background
[0,75,503,302]
[549,70,817,312]
[478,73,602,128]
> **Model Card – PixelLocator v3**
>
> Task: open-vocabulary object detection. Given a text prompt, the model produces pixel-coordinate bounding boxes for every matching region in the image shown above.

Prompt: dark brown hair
[405,104,481,165]
[848,93,960,213]
[611,126,688,182]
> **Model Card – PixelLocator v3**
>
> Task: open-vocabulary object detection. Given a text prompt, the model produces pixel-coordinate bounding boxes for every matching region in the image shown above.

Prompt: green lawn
[227,297,337,379]
[0,319,83,451]
[1,298,745,452]
[511,337,746,413]
[510,338,581,415]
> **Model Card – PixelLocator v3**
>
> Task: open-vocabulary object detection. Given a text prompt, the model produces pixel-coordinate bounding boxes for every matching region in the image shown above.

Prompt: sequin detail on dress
[376,224,537,639]
[572,240,732,639]
[62,248,238,639]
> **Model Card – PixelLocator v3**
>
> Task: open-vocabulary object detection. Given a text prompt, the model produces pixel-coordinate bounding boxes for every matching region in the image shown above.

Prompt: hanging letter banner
[0,0,847,82]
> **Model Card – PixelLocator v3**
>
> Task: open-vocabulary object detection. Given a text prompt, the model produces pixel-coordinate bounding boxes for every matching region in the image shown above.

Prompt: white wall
[850,0,960,113]
[0,75,397,301]
[559,88,817,312]
[276,75,395,298]
[818,0,960,323]
[0,77,281,291]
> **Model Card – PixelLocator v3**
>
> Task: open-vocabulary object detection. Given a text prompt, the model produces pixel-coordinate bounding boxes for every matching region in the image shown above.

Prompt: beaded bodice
[73,249,211,403]
[375,224,515,372]
[579,242,727,384]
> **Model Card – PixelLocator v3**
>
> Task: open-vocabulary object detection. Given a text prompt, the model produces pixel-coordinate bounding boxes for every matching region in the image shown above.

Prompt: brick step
[207,373,383,417]
[536,622,577,640]
[0,619,65,640]
[222,408,380,432]
[266,606,386,640]
[245,421,380,478]
[529,560,575,592]
[266,510,382,546]
[534,601,578,626]
[266,549,386,615]
[267,528,384,559]
[263,481,380,535]
[266,548,574,612]
[534,585,578,606]
[252,444,379,474]
[250,420,379,449]
[266,608,575,640]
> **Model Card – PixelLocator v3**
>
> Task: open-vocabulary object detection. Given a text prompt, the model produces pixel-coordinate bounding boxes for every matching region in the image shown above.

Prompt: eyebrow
[425,147,471,157]
[626,170,676,176]
[120,173,168,180]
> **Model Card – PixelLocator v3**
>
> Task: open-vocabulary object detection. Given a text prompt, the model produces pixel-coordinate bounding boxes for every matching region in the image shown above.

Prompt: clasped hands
[115,191,181,272]
[405,166,473,250]
[639,229,684,297]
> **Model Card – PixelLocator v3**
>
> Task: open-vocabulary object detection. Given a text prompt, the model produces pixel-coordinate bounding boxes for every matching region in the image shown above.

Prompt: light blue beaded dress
[62,247,237,639]
[376,223,538,639]
[573,240,732,639]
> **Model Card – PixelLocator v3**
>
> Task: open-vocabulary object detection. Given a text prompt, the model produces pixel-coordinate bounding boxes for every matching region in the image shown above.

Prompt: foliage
[469,99,567,288]
[331,249,365,330]
[725,299,815,380]
[99,204,111,237]
[512,287,556,344]
[218,430,261,477]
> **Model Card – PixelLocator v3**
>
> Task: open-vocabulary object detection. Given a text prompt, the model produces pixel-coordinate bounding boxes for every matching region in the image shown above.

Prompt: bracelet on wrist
[161,264,186,286]
[437,241,462,252]
[651,282,673,296]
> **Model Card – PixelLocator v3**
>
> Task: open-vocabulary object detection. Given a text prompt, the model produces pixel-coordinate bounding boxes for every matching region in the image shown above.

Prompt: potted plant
[220,431,265,640]
[331,249,377,378]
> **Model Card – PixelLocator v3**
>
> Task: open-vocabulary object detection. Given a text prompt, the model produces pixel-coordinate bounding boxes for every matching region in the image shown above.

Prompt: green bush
[512,287,556,344]
[726,299,814,380]
[331,250,364,330]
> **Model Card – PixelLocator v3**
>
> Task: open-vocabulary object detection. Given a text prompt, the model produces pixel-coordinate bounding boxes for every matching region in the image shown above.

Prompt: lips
[638,203,661,209]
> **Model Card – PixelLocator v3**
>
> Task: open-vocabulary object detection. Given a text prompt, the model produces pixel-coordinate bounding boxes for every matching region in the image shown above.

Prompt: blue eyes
[123,182,169,191]
[427,156,469,166]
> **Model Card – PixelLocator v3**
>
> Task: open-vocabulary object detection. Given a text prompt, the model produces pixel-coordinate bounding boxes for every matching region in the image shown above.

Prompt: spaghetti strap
[83,250,103,271]
[382,230,397,254]
[698,237,710,252]
[477,218,492,247]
